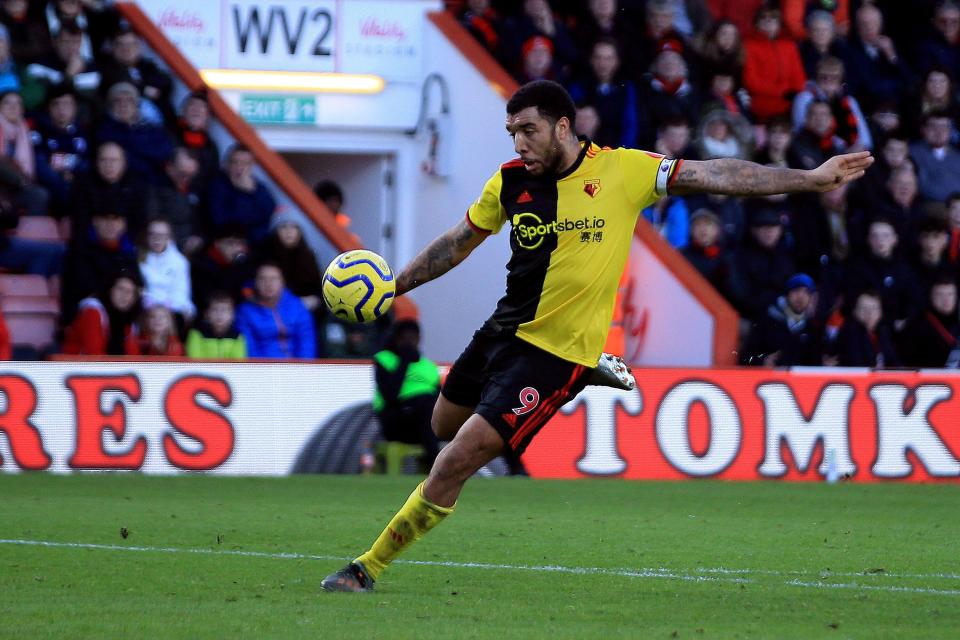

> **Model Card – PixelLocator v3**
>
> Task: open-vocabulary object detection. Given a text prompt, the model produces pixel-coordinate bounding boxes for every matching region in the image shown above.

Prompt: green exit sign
[239,95,317,125]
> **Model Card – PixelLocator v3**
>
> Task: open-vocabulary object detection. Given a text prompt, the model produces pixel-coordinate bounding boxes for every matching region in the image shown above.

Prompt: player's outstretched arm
[668,151,874,197]
[395,218,489,296]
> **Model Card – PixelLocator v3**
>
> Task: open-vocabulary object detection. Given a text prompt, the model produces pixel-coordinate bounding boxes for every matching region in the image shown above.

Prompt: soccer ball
[322,250,396,323]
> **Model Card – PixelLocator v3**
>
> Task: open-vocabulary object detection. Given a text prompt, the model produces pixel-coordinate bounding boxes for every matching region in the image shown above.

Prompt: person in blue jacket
[207,143,276,246]
[236,261,316,359]
[96,81,173,184]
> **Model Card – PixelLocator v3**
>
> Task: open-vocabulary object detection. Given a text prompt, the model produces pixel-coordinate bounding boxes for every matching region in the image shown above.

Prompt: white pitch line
[2,539,958,597]
[785,579,960,597]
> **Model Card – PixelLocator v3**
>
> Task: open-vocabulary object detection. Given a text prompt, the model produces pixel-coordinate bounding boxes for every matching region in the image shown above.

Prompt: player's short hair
[946,192,960,207]
[507,80,576,128]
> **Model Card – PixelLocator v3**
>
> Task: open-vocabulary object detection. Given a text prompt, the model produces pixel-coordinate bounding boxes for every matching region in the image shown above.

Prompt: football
[322,249,396,323]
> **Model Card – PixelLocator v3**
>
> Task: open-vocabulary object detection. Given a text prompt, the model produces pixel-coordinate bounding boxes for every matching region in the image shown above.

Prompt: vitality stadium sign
[0,363,957,482]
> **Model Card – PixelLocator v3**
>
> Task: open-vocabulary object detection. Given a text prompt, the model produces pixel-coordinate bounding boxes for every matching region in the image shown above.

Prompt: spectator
[695,109,753,160]
[62,269,141,355]
[843,3,914,113]
[567,38,639,148]
[314,179,361,245]
[742,3,807,122]
[0,25,20,93]
[798,9,850,78]
[904,67,960,139]
[753,115,793,165]
[728,203,797,320]
[902,276,960,367]
[72,141,145,237]
[575,103,601,139]
[502,0,578,76]
[792,56,872,150]
[185,291,247,359]
[516,35,557,83]
[32,84,89,218]
[144,147,204,255]
[833,289,901,367]
[0,0,50,64]
[947,192,960,263]
[697,20,745,80]
[642,192,689,248]
[844,217,922,332]
[653,117,693,158]
[637,45,700,148]
[852,129,910,212]
[260,212,322,313]
[636,0,692,76]
[137,304,183,356]
[787,100,843,170]
[138,217,194,325]
[909,111,960,204]
[661,0,712,38]
[236,261,316,359]
[373,319,442,468]
[913,0,960,79]
[863,166,926,249]
[572,0,642,78]
[61,209,138,323]
[208,143,276,245]
[22,20,99,113]
[44,0,113,63]
[782,0,849,41]
[457,0,503,58]
[699,68,752,120]
[912,215,955,294]
[0,186,63,276]
[175,91,220,186]
[790,183,851,278]
[99,25,175,125]
[680,207,730,293]
[190,225,255,309]
[96,82,173,184]
[0,91,48,216]
[742,272,823,366]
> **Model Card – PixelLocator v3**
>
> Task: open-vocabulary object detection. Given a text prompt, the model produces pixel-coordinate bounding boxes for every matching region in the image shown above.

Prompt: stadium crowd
[0,0,383,361]
[452,0,960,368]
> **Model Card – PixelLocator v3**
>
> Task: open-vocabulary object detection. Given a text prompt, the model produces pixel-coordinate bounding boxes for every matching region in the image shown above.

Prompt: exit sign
[239,95,317,125]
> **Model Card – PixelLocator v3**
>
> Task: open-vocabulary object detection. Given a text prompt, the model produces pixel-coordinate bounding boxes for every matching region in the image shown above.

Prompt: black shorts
[441,331,591,454]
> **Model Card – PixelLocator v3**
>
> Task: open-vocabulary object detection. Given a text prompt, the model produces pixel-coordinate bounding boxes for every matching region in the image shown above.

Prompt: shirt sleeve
[619,148,683,210]
[465,170,506,234]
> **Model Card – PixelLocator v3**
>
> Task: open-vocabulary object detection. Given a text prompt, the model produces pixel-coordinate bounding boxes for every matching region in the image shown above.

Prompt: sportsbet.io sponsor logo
[512,212,606,249]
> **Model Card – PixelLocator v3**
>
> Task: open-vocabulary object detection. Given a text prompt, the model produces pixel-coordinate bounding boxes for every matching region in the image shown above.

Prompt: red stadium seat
[0,274,50,297]
[1,296,59,351]
[15,216,62,242]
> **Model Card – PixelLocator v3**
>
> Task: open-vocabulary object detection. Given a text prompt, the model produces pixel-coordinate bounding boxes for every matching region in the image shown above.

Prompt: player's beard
[541,132,565,175]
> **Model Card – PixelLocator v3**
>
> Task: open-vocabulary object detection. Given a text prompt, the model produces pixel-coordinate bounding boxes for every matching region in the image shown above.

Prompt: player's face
[507,107,565,176]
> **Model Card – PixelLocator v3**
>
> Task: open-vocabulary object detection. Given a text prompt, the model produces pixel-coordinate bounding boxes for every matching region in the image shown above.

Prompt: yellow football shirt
[465,141,681,367]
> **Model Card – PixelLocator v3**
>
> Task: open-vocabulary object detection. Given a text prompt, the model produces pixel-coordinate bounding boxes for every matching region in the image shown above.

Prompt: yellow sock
[354,481,454,581]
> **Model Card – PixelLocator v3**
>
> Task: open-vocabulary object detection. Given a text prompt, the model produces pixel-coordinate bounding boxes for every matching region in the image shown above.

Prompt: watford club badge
[583,179,601,198]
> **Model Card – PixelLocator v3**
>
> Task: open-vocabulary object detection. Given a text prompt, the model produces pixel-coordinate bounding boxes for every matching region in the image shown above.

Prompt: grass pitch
[1,474,958,639]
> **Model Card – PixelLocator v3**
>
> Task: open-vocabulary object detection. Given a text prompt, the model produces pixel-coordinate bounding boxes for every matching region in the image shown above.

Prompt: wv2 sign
[228,0,337,70]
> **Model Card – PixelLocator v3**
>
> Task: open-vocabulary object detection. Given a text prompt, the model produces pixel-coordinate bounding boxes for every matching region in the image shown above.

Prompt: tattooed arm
[395,218,489,296]
[668,151,874,196]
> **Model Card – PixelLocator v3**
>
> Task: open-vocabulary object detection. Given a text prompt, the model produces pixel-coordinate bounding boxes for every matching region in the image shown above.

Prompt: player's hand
[808,151,874,192]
